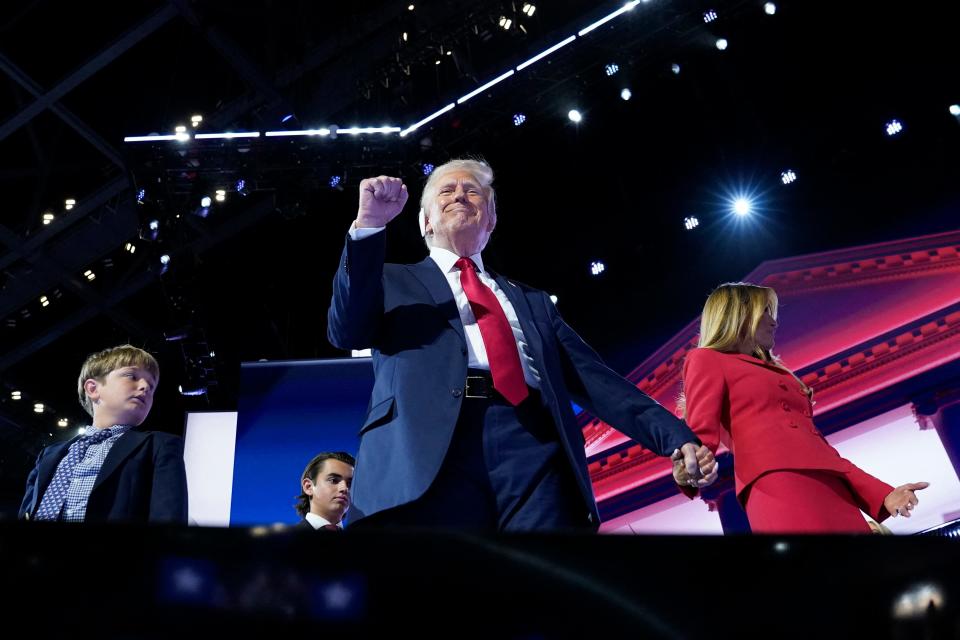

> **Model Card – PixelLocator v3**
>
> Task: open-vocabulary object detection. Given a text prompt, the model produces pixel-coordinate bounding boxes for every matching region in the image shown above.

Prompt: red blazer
[682,347,892,521]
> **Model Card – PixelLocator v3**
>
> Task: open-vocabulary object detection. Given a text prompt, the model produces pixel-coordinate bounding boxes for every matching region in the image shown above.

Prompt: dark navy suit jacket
[19,429,188,524]
[328,231,697,526]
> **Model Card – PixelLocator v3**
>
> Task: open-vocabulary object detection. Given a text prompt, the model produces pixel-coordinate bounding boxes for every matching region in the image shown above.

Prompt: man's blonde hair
[77,345,160,417]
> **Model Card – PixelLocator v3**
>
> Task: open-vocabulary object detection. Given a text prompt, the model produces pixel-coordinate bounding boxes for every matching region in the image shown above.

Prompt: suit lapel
[92,430,148,493]
[491,270,545,363]
[410,257,467,345]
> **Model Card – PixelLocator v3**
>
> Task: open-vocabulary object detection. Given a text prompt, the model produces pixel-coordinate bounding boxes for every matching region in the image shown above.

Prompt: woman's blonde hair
[698,282,779,361]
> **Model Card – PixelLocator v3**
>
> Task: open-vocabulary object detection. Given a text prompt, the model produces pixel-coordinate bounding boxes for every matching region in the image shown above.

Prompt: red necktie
[455,258,528,405]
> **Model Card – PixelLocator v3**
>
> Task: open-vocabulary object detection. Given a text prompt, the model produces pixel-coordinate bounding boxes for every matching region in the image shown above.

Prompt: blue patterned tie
[34,428,115,521]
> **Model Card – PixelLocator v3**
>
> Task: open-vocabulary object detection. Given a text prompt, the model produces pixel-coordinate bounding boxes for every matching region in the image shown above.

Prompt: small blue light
[329,175,342,188]
[149,219,159,231]
[422,163,435,176]
[235,179,245,192]
[732,197,752,216]
[160,254,171,265]
[281,114,295,123]
[136,188,146,203]
[200,196,212,208]
[512,113,526,126]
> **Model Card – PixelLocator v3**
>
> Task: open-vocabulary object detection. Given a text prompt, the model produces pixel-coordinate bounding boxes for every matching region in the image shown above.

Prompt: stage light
[11,391,21,400]
[604,63,619,76]
[590,261,605,276]
[178,384,208,397]
[400,103,456,137]
[329,175,343,188]
[421,163,435,176]
[456,70,515,104]
[194,131,260,140]
[191,114,203,127]
[435,59,441,65]
[671,63,681,75]
[125,242,136,254]
[773,541,789,553]
[620,88,632,101]
[39,295,49,307]
[160,254,171,265]
[578,1,640,36]
[58,418,68,427]
[512,113,527,126]
[885,119,903,136]
[281,114,295,123]
[33,403,44,413]
[236,179,249,196]
[568,109,582,123]
[715,38,728,50]
[703,9,717,23]
[175,131,190,142]
[83,269,96,281]
[65,198,76,210]
[498,16,512,30]
[402,31,408,41]
[200,196,212,208]
[149,220,159,231]
[175,125,187,133]
[732,197,752,216]
[137,188,146,203]
[264,128,330,137]
[949,104,960,116]
[42,212,54,225]
[214,189,226,202]
[684,216,699,230]
[780,169,797,185]
[522,3,536,16]
[407,4,414,10]
[764,2,777,15]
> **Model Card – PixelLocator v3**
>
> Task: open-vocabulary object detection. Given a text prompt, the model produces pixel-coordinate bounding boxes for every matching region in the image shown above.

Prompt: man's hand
[883,481,929,518]
[356,176,408,228]
[672,443,718,489]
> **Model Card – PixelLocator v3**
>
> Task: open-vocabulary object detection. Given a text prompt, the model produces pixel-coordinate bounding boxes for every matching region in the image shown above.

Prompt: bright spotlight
[671,63,681,75]
[33,403,44,413]
[715,38,728,51]
[885,119,903,136]
[522,3,536,16]
[780,169,797,184]
[498,16,512,30]
[57,418,68,427]
[512,113,527,126]
[703,9,718,23]
[214,189,226,203]
[200,196,212,208]
[604,63,619,76]
[764,2,777,15]
[42,212,55,225]
[732,197,752,216]
[568,109,582,123]
[949,104,960,116]
[620,88,632,101]
[549,294,558,304]
[684,216,699,230]
[590,261,605,276]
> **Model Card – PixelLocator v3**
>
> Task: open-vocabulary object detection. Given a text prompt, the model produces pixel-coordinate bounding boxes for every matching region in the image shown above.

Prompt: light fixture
[175,125,187,133]
[42,212,54,225]
[764,2,777,15]
[11,391,21,400]
[620,88,632,101]
[498,16,512,30]
[422,163,435,176]
[512,113,527,126]
[522,3,536,17]
[885,119,903,136]
[671,63,681,75]
[33,403,44,413]
[39,295,49,307]
[125,242,136,254]
[604,63,619,76]
[780,169,797,185]
[407,3,414,10]
[590,261,605,276]
[684,216,699,230]
[567,109,582,123]
[200,196,212,208]
[715,38,728,51]
[215,189,226,202]
[65,198,76,210]
[703,9,718,23]
[57,418,69,428]
[190,114,203,126]
[329,175,343,188]
[83,269,96,281]
[732,197,752,216]
[949,104,960,116]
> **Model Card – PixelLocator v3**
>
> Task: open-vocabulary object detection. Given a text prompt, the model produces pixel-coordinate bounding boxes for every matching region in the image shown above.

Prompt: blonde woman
[680,282,928,533]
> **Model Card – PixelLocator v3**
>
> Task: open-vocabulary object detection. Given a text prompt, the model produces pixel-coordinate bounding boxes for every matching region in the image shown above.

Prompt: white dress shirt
[305,512,342,529]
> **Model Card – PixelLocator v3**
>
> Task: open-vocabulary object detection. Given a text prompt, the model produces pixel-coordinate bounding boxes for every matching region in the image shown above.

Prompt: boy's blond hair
[77,345,160,417]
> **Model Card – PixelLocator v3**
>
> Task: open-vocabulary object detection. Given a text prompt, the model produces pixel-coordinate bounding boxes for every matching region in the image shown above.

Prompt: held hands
[671,443,719,489]
[356,176,409,228]
[883,481,930,518]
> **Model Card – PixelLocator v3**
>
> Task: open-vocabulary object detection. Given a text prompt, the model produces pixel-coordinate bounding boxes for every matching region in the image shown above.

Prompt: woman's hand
[883,482,930,518]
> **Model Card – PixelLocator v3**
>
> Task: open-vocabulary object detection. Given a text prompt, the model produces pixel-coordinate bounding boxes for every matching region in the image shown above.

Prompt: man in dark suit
[328,159,717,531]
[19,345,188,524]
[293,452,355,531]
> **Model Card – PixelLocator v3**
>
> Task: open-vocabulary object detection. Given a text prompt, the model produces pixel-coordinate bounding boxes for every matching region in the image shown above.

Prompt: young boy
[19,345,188,523]
[294,452,355,530]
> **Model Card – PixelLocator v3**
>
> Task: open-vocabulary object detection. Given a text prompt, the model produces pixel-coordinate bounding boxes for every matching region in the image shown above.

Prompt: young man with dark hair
[294,452,355,530]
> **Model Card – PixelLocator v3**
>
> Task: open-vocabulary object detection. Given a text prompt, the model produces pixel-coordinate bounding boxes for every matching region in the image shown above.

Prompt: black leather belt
[465,369,495,399]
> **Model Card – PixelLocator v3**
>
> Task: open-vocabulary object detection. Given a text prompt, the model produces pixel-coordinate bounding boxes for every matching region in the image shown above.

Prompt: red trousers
[744,469,872,534]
